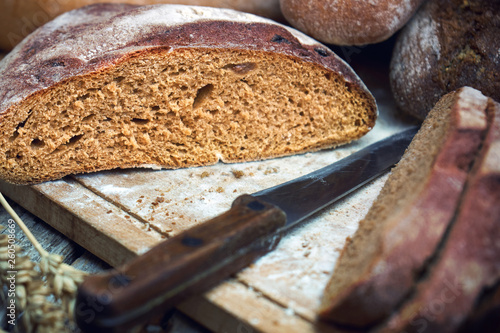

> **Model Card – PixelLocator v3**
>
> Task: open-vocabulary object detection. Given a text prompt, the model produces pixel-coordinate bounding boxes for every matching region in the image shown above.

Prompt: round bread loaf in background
[279,0,425,45]
[390,0,500,120]
[0,0,282,51]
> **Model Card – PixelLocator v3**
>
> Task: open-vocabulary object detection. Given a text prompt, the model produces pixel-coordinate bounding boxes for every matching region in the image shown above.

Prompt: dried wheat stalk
[0,193,88,332]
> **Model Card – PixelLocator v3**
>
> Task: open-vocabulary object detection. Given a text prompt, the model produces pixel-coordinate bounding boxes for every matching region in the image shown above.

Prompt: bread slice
[0,4,376,184]
[318,87,488,328]
[373,97,500,333]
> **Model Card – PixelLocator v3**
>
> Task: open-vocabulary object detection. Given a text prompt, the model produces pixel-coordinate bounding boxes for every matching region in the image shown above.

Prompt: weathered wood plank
[179,280,336,333]
[0,178,164,267]
[0,196,105,268]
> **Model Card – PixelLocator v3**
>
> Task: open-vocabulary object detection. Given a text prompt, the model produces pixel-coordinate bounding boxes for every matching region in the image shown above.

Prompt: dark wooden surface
[0,195,210,333]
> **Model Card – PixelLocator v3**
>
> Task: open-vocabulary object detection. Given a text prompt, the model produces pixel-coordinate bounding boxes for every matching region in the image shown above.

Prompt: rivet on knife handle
[75,194,286,333]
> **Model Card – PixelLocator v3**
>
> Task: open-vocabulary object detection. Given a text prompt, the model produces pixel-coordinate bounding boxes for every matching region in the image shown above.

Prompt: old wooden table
[0,197,209,333]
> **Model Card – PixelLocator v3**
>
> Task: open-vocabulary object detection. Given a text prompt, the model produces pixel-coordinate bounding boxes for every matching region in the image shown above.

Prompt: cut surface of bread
[0,4,376,184]
[375,97,500,333]
[318,87,488,328]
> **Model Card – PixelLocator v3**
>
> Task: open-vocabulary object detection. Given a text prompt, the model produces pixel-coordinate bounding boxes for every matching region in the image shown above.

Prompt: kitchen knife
[75,127,418,332]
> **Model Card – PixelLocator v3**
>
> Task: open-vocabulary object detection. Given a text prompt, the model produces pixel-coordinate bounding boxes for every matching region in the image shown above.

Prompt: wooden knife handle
[75,195,286,332]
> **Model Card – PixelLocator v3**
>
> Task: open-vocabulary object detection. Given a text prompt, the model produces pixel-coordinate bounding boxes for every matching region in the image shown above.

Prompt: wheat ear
[1,192,88,332]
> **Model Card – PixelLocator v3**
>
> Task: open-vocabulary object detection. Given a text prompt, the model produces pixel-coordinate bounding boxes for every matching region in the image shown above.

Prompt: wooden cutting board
[0,58,416,332]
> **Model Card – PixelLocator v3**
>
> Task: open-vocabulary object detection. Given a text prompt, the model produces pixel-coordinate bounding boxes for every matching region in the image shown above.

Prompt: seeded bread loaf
[0,0,283,51]
[377,96,500,333]
[318,87,488,328]
[390,0,500,120]
[0,4,376,185]
[279,0,425,45]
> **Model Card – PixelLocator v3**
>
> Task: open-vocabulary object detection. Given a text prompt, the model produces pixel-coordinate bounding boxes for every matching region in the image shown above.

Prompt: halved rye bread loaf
[0,4,376,184]
[318,87,488,328]
[374,96,500,333]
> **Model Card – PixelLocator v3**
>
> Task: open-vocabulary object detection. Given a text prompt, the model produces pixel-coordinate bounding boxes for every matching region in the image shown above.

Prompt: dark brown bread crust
[378,98,500,333]
[0,0,283,51]
[390,0,500,120]
[318,87,488,328]
[280,0,425,45]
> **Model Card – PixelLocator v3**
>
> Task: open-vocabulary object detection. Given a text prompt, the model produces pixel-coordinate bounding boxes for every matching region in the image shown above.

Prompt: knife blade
[75,127,418,332]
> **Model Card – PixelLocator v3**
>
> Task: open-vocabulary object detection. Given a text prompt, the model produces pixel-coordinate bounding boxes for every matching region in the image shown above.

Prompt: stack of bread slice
[319,86,500,333]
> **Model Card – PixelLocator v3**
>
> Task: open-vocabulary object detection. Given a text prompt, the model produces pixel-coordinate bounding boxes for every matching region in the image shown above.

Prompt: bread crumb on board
[231,170,245,178]
[264,167,280,175]
[200,171,211,178]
